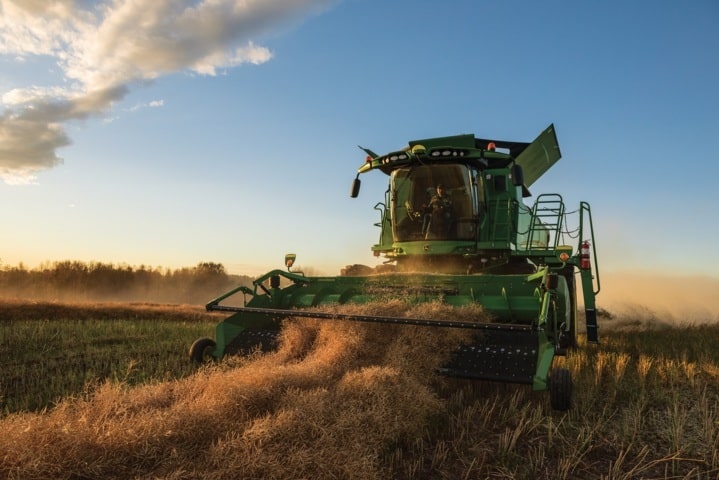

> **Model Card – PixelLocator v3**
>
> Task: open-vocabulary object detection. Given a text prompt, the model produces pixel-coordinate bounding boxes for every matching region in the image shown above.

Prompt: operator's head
[436,184,444,195]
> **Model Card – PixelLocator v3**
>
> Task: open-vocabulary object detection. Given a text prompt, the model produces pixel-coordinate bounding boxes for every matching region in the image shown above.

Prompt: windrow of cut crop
[0,300,481,480]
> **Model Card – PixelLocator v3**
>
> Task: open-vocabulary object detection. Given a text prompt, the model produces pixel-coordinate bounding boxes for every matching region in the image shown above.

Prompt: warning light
[559,252,570,262]
[365,156,372,163]
[411,144,426,154]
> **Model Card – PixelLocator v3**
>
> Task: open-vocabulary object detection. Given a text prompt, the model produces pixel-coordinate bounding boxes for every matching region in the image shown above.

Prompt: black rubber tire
[189,337,217,363]
[549,368,572,411]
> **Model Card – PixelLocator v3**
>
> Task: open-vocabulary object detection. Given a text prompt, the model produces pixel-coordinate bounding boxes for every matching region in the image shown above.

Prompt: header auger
[190,124,600,411]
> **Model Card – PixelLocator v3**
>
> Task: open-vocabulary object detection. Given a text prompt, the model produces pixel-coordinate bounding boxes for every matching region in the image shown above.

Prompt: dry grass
[1,301,719,479]
[0,301,222,414]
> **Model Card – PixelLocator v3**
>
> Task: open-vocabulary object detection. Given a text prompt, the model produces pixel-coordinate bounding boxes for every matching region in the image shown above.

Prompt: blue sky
[0,0,717,279]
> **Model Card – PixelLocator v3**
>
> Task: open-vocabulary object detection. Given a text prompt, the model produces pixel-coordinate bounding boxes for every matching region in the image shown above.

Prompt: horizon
[2,257,717,324]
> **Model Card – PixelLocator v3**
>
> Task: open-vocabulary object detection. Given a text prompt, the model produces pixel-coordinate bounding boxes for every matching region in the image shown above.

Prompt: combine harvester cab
[191,124,600,411]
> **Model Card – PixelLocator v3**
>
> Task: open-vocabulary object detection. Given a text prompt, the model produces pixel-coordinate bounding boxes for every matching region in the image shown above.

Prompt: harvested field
[1,301,719,479]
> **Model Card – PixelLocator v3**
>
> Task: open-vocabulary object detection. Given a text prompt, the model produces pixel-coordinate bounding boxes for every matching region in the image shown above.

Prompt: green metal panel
[515,124,562,187]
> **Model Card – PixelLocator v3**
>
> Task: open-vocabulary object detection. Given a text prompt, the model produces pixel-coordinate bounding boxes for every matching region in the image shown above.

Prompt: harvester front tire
[189,337,216,363]
[549,368,572,411]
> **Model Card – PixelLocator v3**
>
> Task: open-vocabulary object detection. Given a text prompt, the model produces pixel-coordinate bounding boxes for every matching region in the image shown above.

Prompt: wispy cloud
[125,99,165,113]
[0,0,335,184]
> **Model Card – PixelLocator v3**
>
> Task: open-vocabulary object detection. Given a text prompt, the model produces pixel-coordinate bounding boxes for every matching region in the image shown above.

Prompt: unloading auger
[191,124,600,411]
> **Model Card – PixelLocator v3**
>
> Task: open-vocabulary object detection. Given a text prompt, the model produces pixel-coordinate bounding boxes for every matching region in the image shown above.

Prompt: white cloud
[2,86,76,106]
[125,99,165,112]
[0,170,41,185]
[0,0,336,184]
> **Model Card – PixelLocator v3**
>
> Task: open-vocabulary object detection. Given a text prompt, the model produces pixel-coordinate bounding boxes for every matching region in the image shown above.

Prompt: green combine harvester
[191,124,600,411]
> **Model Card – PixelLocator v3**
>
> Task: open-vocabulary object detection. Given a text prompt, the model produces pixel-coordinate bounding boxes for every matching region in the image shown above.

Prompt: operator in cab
[425,184,453,239]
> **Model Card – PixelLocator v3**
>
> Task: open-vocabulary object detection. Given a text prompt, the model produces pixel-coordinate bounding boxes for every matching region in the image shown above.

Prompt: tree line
[0,260,254,304]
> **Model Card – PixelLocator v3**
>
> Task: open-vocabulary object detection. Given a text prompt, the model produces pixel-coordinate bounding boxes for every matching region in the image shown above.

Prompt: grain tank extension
[191,124,600,411]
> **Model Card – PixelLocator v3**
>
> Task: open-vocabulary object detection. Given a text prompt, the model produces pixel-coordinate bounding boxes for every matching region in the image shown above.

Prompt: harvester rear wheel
[189,337,216,363]
[549,368,572,411]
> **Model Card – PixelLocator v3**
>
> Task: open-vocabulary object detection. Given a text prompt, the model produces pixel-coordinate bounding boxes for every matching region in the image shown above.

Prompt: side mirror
[511,164,532,198]
[285,253,296,271]
[510,164,524,186]
[350,177,361,198]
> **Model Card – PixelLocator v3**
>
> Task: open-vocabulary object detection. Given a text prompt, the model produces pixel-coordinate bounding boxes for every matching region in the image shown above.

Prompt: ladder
[527,194,565,250]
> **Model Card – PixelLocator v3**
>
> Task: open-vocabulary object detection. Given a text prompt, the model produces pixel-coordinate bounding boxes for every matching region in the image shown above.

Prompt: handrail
[579,201,600,295]
[527,193,565,250]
